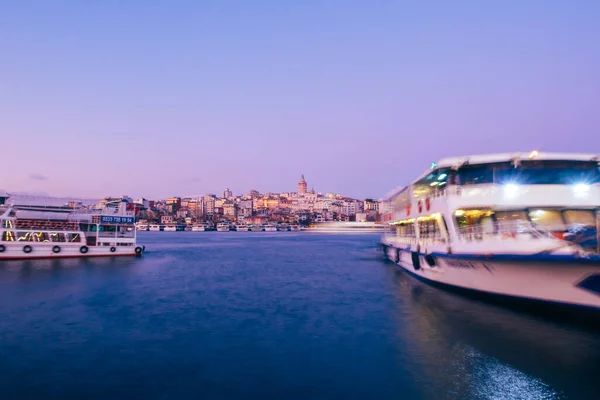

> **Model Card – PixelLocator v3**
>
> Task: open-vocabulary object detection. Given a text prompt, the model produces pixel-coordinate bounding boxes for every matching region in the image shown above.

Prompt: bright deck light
[503,183,520,198]
[573,183,590,197]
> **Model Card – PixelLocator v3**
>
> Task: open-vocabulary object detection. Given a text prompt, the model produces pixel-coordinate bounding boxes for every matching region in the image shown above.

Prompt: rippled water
[0,232,599,399]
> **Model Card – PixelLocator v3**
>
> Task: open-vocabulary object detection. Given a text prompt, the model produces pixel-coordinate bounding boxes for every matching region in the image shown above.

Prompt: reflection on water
[386,266,600,399]
[0,233,598,399]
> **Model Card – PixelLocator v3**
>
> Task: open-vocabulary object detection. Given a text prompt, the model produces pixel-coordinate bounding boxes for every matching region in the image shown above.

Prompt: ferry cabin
[381,152,600,309]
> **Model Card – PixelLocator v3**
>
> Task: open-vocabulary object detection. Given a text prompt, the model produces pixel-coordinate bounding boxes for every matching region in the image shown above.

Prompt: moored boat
[216,222,232,232]
[235,224,250,232]
[0,193,145,260]
[250,224,263,232]
[191,223,206,232]
[263,223,277,232]
[380,152,600,311]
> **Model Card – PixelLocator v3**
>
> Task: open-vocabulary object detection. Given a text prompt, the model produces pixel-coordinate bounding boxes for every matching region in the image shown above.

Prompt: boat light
[528,150,539,159]
[503,183,520,199]
[531,209,545,217]
[573,183,590,197]
[438,173,447,180]
[454,210,465,216]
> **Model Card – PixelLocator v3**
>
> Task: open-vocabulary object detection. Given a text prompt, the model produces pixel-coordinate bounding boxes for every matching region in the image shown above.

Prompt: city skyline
[2,1,600,199]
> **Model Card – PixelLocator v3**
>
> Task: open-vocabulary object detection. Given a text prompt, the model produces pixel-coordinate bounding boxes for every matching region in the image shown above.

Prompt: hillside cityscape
[101,175,383,226]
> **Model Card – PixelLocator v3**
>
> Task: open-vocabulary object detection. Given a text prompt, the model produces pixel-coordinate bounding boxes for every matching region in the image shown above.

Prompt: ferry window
[2,220,14,229]
[33,232,50,242]
[456,165,494,185]
[414,168,452,191]
[563,210,596,227]
[50,233,66,242]
[16,232,32,241]
[495,211,529,234]
[455,209,495,240]
[2,231,15,241]
[418,219,441,240]
[495,161,600,185]
[67,233,81,242]
[395,221,415,238]
[529,210,565,231]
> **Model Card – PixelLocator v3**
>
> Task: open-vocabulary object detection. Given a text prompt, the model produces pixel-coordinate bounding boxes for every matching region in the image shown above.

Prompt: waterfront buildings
[128,175,381,226]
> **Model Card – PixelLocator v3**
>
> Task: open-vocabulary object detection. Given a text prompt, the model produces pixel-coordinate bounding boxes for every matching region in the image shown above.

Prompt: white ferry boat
[216,222,231,232]
[148,224,161,232]
[380,152,600,311]
[136,223,148,231]
[164,224,177,232]
[263,224,277,232]
[277,223,289,231]
[289,224,300,231]
[235,224,250,232]
[0,193,144,260]
[250,224,263,232]
[191,224,206,232]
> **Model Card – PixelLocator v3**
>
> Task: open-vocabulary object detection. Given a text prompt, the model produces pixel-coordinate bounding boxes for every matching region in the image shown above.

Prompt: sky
[1,1,599,200]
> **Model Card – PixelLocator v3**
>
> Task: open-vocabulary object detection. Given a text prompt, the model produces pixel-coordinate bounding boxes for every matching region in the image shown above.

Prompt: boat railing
[77,207,135,216]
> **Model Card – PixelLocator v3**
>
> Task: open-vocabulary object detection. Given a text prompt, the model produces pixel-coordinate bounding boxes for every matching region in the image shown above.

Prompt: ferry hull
[0,243,142,260]
[383,246,600,310]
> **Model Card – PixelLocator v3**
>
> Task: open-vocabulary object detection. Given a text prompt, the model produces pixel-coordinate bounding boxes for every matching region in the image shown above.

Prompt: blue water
[0,232,599,399]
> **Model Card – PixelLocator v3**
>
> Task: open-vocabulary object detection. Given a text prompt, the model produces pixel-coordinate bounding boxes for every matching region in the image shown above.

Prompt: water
[0,232,599,399]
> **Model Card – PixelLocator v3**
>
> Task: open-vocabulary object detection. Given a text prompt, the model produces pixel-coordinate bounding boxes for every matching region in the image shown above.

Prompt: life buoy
[417,200,423,213]
[405,205,411,216]
[425,197,431,211]
[501,232,516,240]
[23,245,32,254]
[52,245,61,254]
[0,244,5,253]
[135,246,143,255]
[110,247,116,253]
[79,246,89,254]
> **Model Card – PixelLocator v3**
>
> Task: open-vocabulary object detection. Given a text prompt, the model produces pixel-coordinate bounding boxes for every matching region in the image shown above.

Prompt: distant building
[135,198,150,210]
[223,188,233,199]
[246,189,260,198]
[298,174,307,194]
[202,195,216,216]
[355,212,367,222]
[364,199,379,211]
[223,201,237,219]
[161,215,174,224]
[166,197,181,213]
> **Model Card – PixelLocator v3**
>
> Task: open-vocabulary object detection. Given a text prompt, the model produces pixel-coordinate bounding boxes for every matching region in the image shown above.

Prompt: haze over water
[0,233,598,399]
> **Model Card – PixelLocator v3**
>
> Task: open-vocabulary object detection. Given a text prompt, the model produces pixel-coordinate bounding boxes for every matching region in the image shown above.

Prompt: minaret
[298,174,307,194]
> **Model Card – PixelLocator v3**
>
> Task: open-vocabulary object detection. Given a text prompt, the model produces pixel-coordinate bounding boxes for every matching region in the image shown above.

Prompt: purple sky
[1,1,599,200]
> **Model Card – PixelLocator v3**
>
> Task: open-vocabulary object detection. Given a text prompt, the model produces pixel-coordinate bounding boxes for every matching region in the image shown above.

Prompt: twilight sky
[1,1,599,200]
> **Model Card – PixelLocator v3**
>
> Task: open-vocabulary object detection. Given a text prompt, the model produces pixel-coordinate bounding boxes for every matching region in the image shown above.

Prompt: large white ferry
[380,152,600,311]
[0,193,144,260]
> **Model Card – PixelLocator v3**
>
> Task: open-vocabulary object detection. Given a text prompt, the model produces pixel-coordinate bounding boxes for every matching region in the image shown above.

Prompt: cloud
[29,173,48,181]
